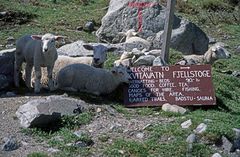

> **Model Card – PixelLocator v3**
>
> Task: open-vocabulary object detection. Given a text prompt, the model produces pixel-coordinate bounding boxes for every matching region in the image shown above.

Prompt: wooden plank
[161,0,176,63]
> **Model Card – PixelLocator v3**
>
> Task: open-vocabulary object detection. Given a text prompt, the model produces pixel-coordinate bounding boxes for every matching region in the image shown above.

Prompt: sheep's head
[31,33,64,53]
[211,45,231,59]
[83,44,116,68]
[111,64,131,84]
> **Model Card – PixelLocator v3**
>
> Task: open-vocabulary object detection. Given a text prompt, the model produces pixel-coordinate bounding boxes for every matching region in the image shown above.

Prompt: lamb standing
[14,33,64,93]
[55,64,131,95]
[176,44,231,65]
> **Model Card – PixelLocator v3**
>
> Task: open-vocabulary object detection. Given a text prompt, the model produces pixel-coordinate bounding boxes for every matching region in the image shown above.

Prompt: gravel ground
[0,94,50,157]
[0,92,176,157]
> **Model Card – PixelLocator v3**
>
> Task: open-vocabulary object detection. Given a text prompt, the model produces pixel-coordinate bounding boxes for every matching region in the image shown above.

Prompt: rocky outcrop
[96,0,209,55]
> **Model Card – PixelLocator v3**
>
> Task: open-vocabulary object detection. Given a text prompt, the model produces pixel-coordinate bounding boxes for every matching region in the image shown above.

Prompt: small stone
[186,133,196,144]
[212,153,222,157]
[208,36,217,44]
[74,139,94,147]
[73,130,86,138]
[6,37,15,45]
[96,108,102,113]
[204,119,213,123]
[47,148,60,153]
[136,132,144,139]
[2,136,19,151]
[236,46,240,54]
[66,143,73,146]
[0,12,7,17]
[162,103,187,115]
[21,141,28,146]
[233,128,240,138]
[84,21,95,32]
[222,136,233,153]
[181,119,192,129]
[194,123,207,134]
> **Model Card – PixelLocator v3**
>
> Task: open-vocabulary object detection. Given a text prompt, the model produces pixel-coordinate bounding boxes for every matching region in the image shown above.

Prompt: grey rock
[74,139,94,148]
[6,37,15,45]
[57,40,93,57]
[96,0,208,55]
[181,119,192,129]
[16,95,88,128]
[133,55,155,66]
[145,49,162,57]
[0,12,7,17]
[136,132,144,139]
[222,136,233,153]
[186,133,196,144]
[2,136,19,151]
[153,20,209,55]
[233,128,240,139]
[232,71,240,78]
[194,123,207,134]
[85,21,95,32]
[232,138,240,152]
[162,103,187,115]
[212,153,222,157]
[57,41,124,57]
[76,26,83,31]
[73,130,87,138]
[236,46,240,54]
[47,148,60,153]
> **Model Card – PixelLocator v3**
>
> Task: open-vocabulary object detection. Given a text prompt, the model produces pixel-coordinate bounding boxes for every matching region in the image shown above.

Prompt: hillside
[0,0,240,157]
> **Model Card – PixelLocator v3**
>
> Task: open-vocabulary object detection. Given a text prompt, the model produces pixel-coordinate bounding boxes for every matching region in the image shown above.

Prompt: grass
[1,0,240,156]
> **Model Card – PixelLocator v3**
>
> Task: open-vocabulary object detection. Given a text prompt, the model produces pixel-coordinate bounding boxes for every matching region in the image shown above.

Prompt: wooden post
[161,0,176,64]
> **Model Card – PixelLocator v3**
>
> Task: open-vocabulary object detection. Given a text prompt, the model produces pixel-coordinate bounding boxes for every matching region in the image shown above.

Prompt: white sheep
[55,64,131,95]
[14,33,64,93]
[119,29,151,51]
[28,44,114,87]
[83,44,116,68]
[176,44,231,65]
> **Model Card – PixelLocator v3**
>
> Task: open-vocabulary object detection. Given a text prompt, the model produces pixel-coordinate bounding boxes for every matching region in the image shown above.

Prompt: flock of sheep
[13,29,231,94]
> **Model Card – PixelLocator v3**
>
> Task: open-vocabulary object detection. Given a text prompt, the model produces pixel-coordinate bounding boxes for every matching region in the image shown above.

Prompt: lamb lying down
[176,44,231,65]
[55,64,131,95]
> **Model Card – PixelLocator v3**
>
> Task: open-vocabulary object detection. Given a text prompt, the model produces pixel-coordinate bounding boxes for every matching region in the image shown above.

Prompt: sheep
[119,29,152,51]
[28,44,114,87]
[176,44,231,65]
[14,33,64,93]
[83,44,116,68]
[55,64,131,95]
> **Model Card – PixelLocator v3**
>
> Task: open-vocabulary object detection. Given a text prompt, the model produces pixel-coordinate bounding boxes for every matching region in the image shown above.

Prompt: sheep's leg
[34,66,41,93]
[47,65,55,91]
[25,63,33,89]
[14,55,24,87]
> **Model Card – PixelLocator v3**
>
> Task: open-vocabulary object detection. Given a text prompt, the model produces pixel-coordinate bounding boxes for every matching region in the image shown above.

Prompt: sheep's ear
[55,36,65,41]
[83,44,94,50]
[31,35,42,40]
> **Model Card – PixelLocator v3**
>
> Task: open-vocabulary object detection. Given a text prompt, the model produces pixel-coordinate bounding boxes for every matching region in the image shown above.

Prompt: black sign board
[124,65,216,107]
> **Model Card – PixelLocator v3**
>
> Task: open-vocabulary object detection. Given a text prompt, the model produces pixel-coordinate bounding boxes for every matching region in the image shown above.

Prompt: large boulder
[96,0,209,55]
[0,48,15,90]
[57,40,124,57]
[16,95,89,128]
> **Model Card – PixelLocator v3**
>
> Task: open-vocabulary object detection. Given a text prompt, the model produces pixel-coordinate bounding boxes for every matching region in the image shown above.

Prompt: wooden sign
[124,65,216,107]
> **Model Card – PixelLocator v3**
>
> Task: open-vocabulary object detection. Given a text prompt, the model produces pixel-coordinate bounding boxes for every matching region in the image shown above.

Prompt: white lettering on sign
[124,65,216,107]
[173,70,211,78]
